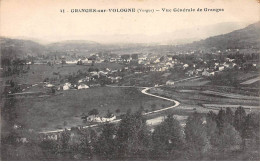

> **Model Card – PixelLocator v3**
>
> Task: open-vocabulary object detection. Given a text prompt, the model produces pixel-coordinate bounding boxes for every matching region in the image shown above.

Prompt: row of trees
[1,106,259,160]
[1,58,30,76]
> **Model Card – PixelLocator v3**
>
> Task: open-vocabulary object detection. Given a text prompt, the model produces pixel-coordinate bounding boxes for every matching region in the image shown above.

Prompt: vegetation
[2,87,171,131]
[1,106,259,160]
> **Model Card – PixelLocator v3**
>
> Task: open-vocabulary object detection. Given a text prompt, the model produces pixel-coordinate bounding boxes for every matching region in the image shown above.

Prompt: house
[202,69,215,77]
[183,64,189,69]
[139,56,147,61]
[78,79,84,83]
[196,68,203,72]
[63,83,71,90]
[46,83,54,88]
[87,115,116,123]
[186,70,194,76]
[77,84,89,90]
[85,76,90,82]
[152,58,160,64]
[16,137,28,143]
[210,72,215,76]
[82,58,90,63]
[226,58,235,62]
[166,62,173,67]
[219,66,225,71]
[90,71,99,78]
[110,58,116,62]
[166,56,173,61]
[202,70,210,77]
[99,71,108,76]
[66,60,78,64]
[223,62,230,68]
[108,76,122,83]
[166,80,175,86]
[121,54,131,62]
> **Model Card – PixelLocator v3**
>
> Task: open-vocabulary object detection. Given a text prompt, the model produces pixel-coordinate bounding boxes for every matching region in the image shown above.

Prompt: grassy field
[1,63,123,85]
[174,77,210,87]
[10,87,171,131]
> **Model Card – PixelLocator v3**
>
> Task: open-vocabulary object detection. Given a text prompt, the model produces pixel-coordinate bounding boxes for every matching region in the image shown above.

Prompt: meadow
[12,87,171,131]
[2,62,123,85]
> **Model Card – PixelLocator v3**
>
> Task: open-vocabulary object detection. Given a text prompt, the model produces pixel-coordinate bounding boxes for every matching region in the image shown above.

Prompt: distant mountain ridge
[0,37,45,59]
[47,40,100,52]
[1,22,260,60]
[188,22,260,50]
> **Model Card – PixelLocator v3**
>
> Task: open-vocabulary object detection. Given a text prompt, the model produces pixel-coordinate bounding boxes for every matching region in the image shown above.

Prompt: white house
[210,72,215,76]
[87,115,116,123]
[82,58,91,64]
[202,70,210,77]
[219,66,225,71]
[46,84,54,88]
[78,84,89,90]
[166,62,173,67]
[183,64,189,69]
[166,80,175,86]
[153,58,160,64]
[63,83,71,90]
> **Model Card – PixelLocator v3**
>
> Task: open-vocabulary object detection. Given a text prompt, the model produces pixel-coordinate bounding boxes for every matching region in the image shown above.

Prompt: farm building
[166,80,175,86]
[63,83,71,90]
[77,84,89,90]
[86,115,116,123]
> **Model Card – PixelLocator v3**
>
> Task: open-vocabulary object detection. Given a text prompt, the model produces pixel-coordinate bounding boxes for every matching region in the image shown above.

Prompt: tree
[106,109,113,118]
[115,109,121,114]
[211,123,242,152]
[205,115,218,145]
[88,67,95,72]
[241,113,260,149]
[234,106,246,134]
[151,104,156,111]
[88,109,99,116]
[77,60,83,65]
[115,111,151,160]
[151,114,184,160]
[242,113,260,140]
[39,139,59,160]
[56,129,71,159]
[95,123,117,160]
[207,111,217,121]
[225,107,234,126]
[77,133,93,160]
[216,109,226,134]
[185,112,209,159]
[139,105,144,111]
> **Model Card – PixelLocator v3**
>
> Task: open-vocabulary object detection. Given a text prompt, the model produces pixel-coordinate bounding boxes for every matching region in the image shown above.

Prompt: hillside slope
[189,22,260,50]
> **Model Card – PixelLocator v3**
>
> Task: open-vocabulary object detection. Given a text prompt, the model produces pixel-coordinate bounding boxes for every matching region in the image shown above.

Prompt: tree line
[1,106,259,160]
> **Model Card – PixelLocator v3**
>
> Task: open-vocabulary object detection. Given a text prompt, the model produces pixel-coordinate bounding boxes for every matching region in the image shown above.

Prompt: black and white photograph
[0,0,260,161]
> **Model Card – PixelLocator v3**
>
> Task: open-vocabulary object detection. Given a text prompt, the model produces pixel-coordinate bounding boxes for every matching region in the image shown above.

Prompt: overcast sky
[0,0,259,43]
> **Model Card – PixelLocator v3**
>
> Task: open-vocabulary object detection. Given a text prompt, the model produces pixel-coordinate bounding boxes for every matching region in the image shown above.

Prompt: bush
[88,109,99,116]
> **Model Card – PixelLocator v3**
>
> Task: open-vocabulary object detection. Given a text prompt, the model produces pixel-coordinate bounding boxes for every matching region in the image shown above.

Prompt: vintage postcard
[0,0,260,161]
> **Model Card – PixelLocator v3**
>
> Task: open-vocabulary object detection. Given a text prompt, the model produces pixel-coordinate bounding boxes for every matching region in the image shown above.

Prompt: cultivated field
[150,86,260,113]
[240,77,260,85]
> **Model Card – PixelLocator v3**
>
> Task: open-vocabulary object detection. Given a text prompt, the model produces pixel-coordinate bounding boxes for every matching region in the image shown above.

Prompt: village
[1,19,260,160]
